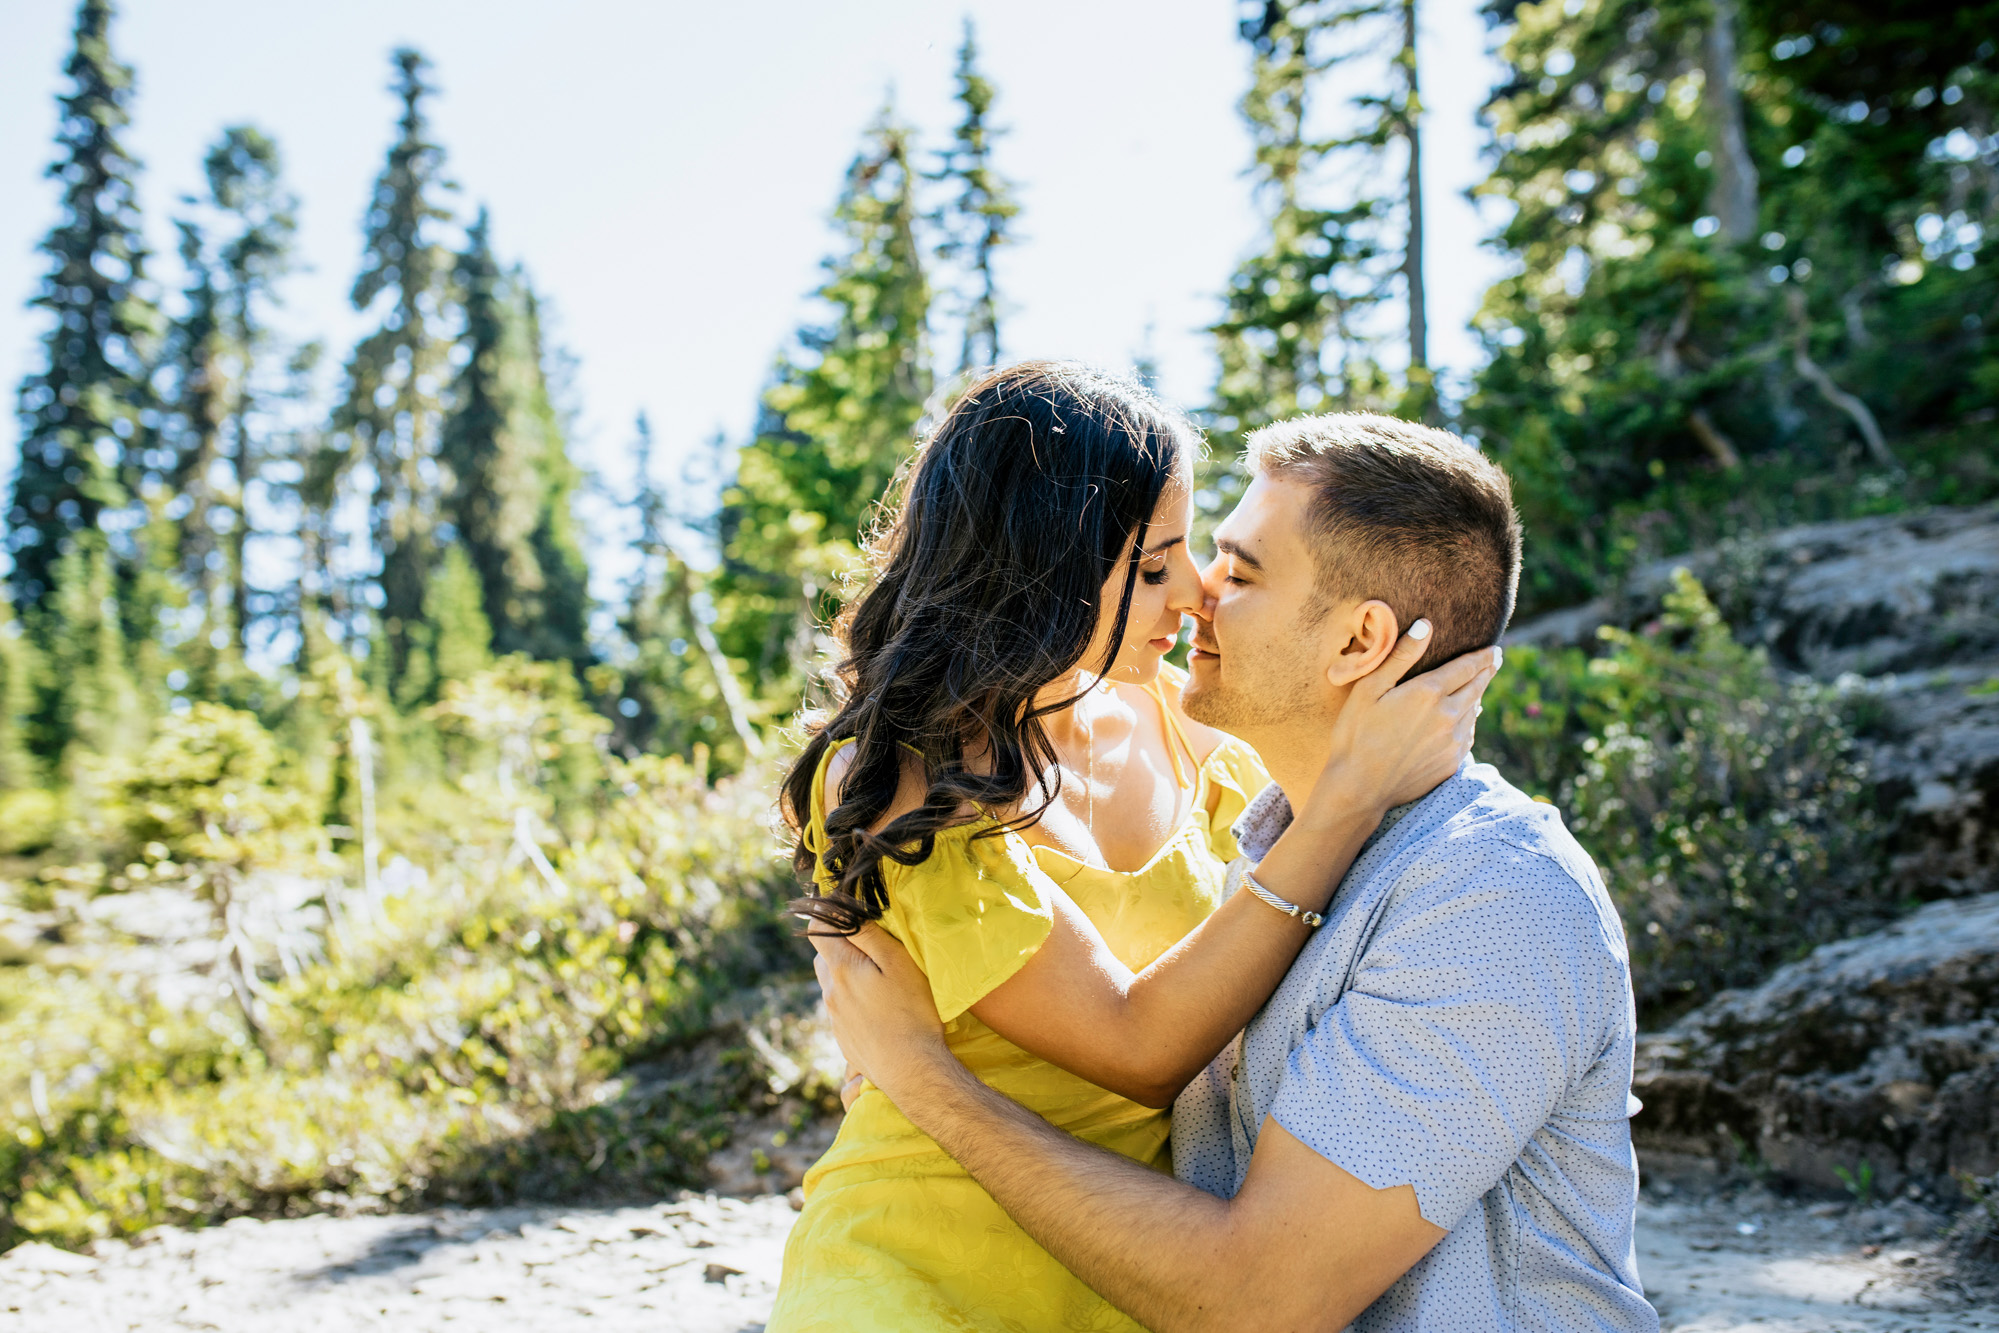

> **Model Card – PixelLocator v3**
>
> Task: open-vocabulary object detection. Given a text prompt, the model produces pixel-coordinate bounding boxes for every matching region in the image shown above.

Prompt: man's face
[1181,472,1341,734]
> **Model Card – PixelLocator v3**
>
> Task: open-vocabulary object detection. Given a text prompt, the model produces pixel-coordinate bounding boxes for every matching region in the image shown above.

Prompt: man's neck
[1234,722,1333,813]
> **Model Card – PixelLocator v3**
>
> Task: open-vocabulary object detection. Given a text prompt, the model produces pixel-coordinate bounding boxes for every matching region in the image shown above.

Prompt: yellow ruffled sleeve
[1199,736,1273,864]
[878,827,1057,1022]
[806,738,1056,1023]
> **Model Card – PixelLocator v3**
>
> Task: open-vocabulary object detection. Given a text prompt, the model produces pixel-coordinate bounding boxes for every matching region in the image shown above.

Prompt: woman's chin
[1111,656,1167,687]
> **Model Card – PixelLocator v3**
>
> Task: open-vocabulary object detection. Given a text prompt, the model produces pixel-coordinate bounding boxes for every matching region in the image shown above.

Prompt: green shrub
[1483,570,1889,1022]
[0,668,824,1251]
[0,788,59,856]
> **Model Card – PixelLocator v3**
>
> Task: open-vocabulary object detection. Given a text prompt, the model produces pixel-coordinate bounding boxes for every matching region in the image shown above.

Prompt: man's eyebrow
[1141,535,1186,557]
[1215,537,1263,571]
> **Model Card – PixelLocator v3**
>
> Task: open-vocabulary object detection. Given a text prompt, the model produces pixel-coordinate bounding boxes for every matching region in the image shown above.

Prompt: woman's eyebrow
[1142,535,1186,557]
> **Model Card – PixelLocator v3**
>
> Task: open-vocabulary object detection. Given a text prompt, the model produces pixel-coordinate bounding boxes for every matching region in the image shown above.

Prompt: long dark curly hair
[782,361,1196,933]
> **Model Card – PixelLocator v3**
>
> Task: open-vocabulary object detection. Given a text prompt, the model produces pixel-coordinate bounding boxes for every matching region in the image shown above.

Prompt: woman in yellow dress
[766,362,1493,1331]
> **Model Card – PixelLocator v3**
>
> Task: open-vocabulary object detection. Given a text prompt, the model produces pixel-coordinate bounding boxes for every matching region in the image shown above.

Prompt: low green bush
[0,665,826,1251]
[1482,570,1890,1022]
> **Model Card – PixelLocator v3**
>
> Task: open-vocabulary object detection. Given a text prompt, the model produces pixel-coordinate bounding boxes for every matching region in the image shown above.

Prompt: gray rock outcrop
[1631,893,1999,1195]
[1508,504,1999,903]
[1507,506,1999,677]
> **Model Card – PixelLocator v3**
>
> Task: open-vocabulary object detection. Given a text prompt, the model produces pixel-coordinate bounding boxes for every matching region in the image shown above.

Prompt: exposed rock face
[1505,509,1999,1193]
[1856,665,1999,901]
[1632,893,1999,1195]
[1508,506,1999,677]
[1508,505,1999,903]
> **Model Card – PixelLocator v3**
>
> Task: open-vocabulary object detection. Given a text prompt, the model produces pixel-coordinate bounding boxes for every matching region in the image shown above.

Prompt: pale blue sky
[0,0,1511,560]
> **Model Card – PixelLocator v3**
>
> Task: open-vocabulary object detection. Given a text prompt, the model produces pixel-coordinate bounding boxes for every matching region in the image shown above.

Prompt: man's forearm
[892,1053,1242,1333]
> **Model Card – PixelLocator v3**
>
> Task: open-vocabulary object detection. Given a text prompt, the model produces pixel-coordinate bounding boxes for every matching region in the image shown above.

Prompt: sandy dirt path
[3,1190,1992,1331]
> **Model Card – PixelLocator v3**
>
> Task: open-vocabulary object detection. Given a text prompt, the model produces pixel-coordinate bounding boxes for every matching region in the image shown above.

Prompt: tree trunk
[228,386,252,651]
[1402,0,1428,374]
[1688,408,1743,468]
[1788,288,1895,470]
[668,552,763,758]
[1702,0,1760,244]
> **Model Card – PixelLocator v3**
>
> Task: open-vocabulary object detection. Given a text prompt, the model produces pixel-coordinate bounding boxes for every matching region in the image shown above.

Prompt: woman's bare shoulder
[823,742,932,836]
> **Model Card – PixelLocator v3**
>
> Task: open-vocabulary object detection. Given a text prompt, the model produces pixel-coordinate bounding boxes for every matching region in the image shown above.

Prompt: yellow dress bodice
[768,668,1270,1332]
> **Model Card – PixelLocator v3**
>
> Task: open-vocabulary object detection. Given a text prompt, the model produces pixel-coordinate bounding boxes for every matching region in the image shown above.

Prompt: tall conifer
[1465,0,1998,612]
[616,419,757,762]
[39,540,139,765]
[514,288,591,663]
[205,127,296,654]
[8,0,160,622]
[613,414,691,753]
[8,1,164,759]
[326,48,455,689]
[0,600,40,791]
[720,108,932,695]
[932,21,1019,373]
[439,212,590,666]
[163,216,232,694]
[1470,0,1760,612]
[1210,0,1432,516]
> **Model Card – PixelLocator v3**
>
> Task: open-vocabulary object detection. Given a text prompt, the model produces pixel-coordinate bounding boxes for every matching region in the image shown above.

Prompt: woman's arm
[968,629,1498,1108]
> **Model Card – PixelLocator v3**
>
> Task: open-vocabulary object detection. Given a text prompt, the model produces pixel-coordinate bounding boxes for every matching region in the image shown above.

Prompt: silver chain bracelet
[1226,858,1325,929]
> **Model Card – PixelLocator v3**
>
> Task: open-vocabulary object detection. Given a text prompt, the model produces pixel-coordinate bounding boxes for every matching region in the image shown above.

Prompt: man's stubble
[1179,632,1326,738]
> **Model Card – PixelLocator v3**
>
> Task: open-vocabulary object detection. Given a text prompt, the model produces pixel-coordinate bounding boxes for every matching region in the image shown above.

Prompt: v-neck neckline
[1016,743,1232,877]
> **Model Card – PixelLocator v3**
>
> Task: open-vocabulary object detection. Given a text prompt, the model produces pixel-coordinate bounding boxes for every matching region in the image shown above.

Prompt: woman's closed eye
[1140,553,1170,586]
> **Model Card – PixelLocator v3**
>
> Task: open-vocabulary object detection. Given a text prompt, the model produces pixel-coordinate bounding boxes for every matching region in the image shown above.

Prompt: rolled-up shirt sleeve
[1268,841,1618,1231]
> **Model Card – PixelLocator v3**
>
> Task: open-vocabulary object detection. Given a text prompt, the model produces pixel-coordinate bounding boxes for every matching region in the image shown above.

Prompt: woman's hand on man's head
[1311,620,1500,817]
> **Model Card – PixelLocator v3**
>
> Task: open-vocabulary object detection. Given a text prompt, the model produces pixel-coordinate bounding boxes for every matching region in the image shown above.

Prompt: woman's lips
[1148,636,1176,652]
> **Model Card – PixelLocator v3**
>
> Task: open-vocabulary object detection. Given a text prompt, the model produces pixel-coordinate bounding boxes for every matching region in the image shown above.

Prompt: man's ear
[1325,600,1402,687]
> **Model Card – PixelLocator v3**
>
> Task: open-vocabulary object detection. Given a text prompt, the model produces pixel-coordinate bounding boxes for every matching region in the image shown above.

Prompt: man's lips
[1188,641,1221,660]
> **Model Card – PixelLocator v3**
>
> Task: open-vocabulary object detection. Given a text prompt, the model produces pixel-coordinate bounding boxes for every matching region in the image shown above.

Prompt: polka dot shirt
[1172,760,1659,1332]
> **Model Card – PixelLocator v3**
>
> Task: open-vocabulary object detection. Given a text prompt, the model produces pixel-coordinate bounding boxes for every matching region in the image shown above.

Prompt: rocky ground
[4,1182,1995,1332]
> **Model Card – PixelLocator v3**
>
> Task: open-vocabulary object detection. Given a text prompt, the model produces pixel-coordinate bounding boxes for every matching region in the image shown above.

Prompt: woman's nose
[1170,568,1203,613]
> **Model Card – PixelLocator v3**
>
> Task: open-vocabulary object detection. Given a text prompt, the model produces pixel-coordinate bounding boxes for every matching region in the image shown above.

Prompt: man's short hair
[1246,412,1522,672]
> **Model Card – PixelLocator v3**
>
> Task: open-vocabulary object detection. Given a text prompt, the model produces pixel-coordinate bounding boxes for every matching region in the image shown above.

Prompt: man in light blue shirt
[1171,765,1653,1330]
[811,413,1656,1331]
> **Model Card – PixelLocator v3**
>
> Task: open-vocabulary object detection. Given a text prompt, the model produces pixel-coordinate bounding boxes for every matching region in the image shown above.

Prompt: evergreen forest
[2,0,1995,1249]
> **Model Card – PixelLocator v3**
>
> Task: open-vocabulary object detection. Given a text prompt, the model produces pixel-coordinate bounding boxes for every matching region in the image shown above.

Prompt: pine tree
[424,543,492,690]
[439,212,590,666]
[325,48,455,690]
[0,601,43,791]
[718,107,933,696]
[1466,0,1766,607]
[514,287,591,663]
[1744,1,1997,469]
[1209,0,1430,518]
[609,412,682,753]
[1468,0,1999,614]
[8,0,161,625]
[614,419,758,762]
[166,217,228,654]
[932,21,1019,373]
[38,538,140,766]
[205,126,296,656]
[440,211,543,654]
[1395,0,1429,390]
[1472,0,1871,608]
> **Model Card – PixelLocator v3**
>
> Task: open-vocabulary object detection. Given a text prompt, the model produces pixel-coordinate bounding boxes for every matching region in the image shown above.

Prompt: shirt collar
[1232,759,1465,865]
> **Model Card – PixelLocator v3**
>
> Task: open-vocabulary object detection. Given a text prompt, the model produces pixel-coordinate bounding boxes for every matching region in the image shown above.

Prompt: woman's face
[1084,462,1203,687]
